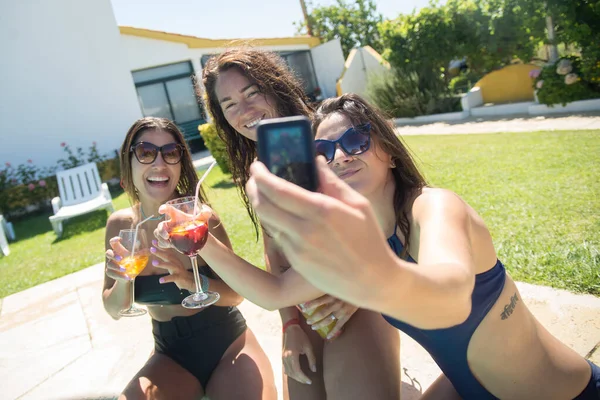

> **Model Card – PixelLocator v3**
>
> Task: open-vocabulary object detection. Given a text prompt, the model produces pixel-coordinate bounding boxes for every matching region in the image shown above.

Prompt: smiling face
[214,68,280,141]
[315,112,393,196]
[130,129,181,204]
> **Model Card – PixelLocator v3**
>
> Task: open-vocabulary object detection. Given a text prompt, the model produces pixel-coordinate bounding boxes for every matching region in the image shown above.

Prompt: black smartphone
[256,115,319,192]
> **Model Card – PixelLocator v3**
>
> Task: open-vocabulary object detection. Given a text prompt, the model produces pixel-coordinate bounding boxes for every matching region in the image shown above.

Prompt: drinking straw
[193,160,217,217]
[132,214,155,258]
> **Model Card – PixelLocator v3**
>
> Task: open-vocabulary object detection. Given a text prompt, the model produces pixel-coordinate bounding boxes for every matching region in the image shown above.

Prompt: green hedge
[367,69,461,118]
[198,123,230,174]
[534,56,600,107]
[449,72,483,95]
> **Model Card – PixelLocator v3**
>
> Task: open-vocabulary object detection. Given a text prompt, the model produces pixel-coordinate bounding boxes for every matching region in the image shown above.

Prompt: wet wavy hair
[202,47,312,236]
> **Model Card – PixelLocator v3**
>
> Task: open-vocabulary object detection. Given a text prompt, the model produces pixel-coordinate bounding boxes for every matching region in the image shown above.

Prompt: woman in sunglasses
[245,93,600,399]
[156,48,400,399]
[103,117,276,399]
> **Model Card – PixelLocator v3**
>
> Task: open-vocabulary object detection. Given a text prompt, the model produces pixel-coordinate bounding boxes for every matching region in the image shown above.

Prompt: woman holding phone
[156,48,401,399]
[245,93,600,399]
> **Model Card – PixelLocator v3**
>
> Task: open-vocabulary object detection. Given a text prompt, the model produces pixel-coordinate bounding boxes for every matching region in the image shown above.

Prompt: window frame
[133,61,204,124]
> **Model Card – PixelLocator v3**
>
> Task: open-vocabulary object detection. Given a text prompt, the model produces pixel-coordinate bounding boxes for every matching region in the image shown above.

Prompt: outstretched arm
[246,159,476,329]
[197,230,323,310]
[154,205,324,310]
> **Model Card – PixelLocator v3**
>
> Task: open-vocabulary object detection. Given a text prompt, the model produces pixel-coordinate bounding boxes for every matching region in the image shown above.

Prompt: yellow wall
[474,64,540,104]
[119,26,321,49]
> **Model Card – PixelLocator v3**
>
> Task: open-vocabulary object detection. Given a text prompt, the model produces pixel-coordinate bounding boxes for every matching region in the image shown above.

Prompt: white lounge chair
[49,162,115,237]
[0,214,12,256]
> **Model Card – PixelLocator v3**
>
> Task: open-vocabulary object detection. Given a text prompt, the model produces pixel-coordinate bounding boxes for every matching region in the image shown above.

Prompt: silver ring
[330,314,337,321]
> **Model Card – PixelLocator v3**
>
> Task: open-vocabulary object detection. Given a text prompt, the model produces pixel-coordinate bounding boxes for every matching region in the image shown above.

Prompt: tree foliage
[379,0,545,79]
[544,0,600,82]
[296,0,383,58]
[544,0,600,47]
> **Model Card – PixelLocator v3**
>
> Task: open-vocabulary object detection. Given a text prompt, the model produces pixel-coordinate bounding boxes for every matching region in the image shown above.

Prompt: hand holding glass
[117,229,150,317]
[164,196,220,309]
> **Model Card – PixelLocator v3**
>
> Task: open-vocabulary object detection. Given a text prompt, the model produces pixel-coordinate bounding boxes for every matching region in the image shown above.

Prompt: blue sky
[110,0,438,39]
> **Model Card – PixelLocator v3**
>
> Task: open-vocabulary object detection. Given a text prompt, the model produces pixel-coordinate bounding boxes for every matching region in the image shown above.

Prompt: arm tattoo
[500,293,519,320]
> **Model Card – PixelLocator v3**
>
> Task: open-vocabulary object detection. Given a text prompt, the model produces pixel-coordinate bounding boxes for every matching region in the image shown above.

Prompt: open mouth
[147,176,169,187]
[244,115,265,129]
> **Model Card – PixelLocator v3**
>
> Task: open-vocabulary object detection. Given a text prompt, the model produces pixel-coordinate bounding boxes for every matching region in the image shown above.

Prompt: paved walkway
[1,263,599,400]
[191,149,215,170]
[395,111,600,135]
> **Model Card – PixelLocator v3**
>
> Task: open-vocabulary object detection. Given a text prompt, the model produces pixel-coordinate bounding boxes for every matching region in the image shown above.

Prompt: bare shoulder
[106,207,134,231]
[412,187,469,218]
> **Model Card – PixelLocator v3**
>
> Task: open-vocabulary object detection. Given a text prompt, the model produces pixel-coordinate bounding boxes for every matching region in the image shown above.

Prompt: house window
[279,50,319,98]
[132,61,204,124]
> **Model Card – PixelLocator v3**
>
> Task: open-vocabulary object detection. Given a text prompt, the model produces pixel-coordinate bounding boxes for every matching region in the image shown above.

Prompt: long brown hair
[201,47,312,235]
[119,117,206,205]
[312,94,427,257]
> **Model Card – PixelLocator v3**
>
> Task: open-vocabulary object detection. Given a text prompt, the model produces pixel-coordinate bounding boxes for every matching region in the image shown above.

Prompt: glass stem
[190,256,204,294]
[130,278,136,310]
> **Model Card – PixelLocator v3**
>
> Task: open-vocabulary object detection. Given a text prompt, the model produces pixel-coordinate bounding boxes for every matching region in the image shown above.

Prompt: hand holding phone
[256,116,319,192]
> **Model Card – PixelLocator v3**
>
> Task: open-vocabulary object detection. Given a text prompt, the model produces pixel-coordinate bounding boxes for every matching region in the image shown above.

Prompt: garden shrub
[533,56,600,106]
[198,123,231,174]
[367,69,461,118]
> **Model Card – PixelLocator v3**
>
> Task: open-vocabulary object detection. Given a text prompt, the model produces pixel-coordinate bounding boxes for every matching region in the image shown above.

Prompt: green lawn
[0,168,264,299]
[0,130,598,298]
[406,130,600,294]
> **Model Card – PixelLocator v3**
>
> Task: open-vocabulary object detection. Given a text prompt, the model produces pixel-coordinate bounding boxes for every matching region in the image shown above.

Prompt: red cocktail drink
[169,221,209,256]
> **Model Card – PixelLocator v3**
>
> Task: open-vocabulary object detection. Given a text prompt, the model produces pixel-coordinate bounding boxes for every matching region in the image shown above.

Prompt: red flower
[28,183,35,191]
[61,142,66,147]
[38,180,47,187]
[27,159,33,164]
[5,162,11,167]
[93,141,97,146]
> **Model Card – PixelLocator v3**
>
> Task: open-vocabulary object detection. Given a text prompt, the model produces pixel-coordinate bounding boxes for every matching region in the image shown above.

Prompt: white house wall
[340,47,389,98]
[0,0,142,170]
[120,35,198,72]
[310,39,345,98]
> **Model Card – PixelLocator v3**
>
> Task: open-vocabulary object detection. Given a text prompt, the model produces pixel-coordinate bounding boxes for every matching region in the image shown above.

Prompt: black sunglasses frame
[129,142,184,165]
[314,123,371,164]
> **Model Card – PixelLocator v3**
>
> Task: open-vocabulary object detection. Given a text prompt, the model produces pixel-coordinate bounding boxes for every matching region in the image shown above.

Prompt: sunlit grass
[0,130,598,298]
[405,130,600,295]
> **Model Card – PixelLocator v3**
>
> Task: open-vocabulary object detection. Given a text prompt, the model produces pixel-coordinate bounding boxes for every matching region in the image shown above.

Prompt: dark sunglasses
[130,142,183,165]
[314,123,371,164]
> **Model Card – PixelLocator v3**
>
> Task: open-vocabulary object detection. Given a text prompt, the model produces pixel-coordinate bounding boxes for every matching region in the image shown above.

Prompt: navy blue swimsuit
[384,230,506,399]
[384,230,600,399]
